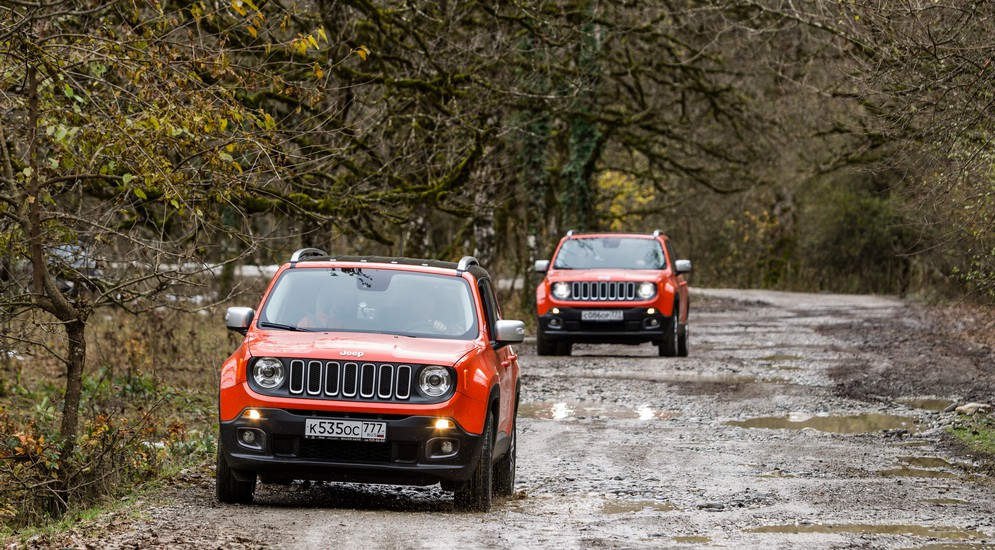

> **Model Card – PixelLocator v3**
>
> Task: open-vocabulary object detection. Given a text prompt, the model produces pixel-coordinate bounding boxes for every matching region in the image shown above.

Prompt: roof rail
[456,256,479,272]
[566,229,575,237]
[289,247,328,267]
[651,229,661,237]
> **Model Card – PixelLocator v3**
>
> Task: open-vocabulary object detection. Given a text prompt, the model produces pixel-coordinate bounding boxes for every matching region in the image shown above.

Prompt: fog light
[244,409,261,420]
[643,317,660,329]
[441,440,454,454]
[552,307,560,314]
[647,307,656,315]
[548,317,563,329]
[434,418,453,430]
[236,428,264,450]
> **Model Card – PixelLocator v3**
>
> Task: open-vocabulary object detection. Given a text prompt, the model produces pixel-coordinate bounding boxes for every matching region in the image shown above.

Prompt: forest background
[0,0,992,533]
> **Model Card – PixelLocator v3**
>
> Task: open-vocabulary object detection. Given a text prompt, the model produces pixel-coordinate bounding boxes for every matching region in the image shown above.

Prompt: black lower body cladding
[219,408,483,486]
[538,307,667,345]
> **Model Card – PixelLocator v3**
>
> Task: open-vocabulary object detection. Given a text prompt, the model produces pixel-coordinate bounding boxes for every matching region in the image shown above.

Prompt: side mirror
[225,306,255,335]
[533,260,549,273]
[675,259,693,275]
[493,319,526,345]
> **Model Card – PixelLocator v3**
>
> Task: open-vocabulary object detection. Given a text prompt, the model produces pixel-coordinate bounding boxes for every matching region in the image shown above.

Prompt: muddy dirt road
[64,289,995,548]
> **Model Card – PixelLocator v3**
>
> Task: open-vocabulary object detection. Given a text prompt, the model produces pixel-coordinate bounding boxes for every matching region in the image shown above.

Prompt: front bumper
[538,306,667,344]
[220,408,482,486]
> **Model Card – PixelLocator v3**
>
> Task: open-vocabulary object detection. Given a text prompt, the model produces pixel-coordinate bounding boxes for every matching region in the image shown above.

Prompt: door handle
[501,360,511,367]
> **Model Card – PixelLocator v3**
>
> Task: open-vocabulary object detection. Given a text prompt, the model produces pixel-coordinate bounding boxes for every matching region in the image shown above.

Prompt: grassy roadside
[948,415,995,467]
[0,307,229,539]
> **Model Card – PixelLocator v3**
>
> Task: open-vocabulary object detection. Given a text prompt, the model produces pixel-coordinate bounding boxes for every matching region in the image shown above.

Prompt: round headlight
[418,366,453,398]
[252,357,285,389]
[552,282,571,299]
[637,282,657,299]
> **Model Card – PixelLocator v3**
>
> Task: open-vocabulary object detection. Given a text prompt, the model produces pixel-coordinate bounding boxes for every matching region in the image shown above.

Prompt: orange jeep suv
[218,250,524,511]
[535,231,691,356]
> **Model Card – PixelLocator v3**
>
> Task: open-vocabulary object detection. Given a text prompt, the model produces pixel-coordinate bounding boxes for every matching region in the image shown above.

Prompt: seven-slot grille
[287,360,413,401]
[570,281,639,301]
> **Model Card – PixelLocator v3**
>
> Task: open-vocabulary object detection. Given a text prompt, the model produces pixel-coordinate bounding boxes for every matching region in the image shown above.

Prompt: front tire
[677,322,689,357]
[536,324,557,356]
[216,447,255,504]
[494,393,518,497]
[556,341,572,356]
[454,410,494,512]
[659,301,680,357]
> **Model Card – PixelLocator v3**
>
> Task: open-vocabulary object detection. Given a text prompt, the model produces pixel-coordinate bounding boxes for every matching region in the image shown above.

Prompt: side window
[478,278,500,337]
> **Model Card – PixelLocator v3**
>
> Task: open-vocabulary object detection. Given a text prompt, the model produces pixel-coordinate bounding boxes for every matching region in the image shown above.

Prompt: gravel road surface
[53,289,995,549]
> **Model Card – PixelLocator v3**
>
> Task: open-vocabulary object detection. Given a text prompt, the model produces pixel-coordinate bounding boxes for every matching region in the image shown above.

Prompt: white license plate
[581,310,624,321]
[304,418,387,442]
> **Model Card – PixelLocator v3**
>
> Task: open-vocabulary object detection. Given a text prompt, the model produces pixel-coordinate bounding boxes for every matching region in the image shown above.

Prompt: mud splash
[747,523,984,540]
[727,412,917,434]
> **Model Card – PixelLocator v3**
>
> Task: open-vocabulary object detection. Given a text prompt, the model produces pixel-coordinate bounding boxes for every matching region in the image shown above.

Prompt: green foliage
[948,415,995,457]
[796,178,913,293]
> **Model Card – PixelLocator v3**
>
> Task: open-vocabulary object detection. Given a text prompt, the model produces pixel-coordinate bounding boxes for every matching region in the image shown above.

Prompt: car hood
[545,268,665,282]
[245,330,480,365]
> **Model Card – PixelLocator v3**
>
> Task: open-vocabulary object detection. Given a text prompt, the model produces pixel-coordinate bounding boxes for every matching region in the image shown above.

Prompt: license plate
[581,310,624,322]
[304,418,387,442]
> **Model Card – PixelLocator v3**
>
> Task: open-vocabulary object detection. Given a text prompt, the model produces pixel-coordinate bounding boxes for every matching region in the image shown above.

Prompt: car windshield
[258,268,478,339]
[553,238,666,270]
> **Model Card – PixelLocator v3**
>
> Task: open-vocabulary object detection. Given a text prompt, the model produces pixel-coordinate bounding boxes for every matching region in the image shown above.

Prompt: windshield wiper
[257,321,311,332]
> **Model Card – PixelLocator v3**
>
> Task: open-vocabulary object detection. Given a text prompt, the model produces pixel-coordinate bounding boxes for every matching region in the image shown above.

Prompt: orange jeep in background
[218,250,524,511]
[534,231,691,357]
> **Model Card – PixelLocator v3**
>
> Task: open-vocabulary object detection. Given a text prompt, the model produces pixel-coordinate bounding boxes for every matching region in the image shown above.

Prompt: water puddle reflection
[521,401,679,421]
[728,412,917,434]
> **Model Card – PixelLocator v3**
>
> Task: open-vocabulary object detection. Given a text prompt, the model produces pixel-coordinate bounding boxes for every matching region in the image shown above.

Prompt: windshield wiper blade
[257,321,310,332]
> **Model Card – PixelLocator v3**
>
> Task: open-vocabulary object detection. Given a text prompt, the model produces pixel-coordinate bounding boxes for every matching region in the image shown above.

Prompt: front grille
[288,361,414,402]
[570,281,639,301]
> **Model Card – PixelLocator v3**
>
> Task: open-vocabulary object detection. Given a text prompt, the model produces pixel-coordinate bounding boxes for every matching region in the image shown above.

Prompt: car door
[478,278,516,434]
[664,239,689,322]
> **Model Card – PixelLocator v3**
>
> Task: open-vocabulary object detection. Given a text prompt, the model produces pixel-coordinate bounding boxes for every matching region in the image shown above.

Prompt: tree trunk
[559,0,603,231]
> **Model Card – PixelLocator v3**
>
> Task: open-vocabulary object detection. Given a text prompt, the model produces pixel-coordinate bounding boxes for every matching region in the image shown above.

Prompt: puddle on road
[924,498,969,506]
[900,456,956,469]
[727,412,917,434]
[747,524,984,540]
[672,535,711,544]
[898,398,955,412]
[758,354,803,362]
[601,499,675,514]
[520,401,679,421]
[878,467,957,479]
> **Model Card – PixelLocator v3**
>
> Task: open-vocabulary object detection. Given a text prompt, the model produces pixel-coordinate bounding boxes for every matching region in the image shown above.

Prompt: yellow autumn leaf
[313,62,324,79]
[316,27,327,43]
[356,45,369,61]
[307,34,319,50]
[247,25,257,38]
[231,0,246,16]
